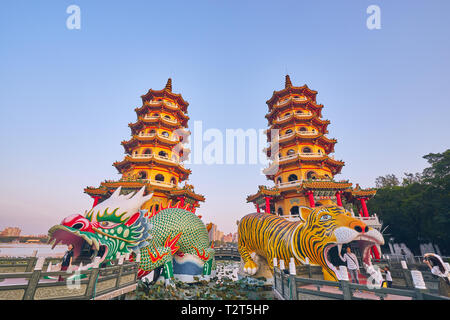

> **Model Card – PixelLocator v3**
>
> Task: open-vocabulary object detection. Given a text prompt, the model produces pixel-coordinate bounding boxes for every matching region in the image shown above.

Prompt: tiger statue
[238,205,384,281]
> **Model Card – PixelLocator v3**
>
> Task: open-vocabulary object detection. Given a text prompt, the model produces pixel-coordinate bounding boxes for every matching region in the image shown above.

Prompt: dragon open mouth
[48,225,109,269]
[324,232,384,280]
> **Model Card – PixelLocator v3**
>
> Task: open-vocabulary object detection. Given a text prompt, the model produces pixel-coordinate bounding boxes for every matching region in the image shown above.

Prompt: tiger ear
[299,206,312,222]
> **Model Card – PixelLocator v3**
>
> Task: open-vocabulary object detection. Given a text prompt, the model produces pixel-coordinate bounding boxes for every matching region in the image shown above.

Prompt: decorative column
[91,196,102,208]
[359,197,381,259]
[177,196,185,207]
[335,191,343,206]
[307,191,315,208]
[265,197,272,213]
[256,203,261,213]
[359,198,369,217]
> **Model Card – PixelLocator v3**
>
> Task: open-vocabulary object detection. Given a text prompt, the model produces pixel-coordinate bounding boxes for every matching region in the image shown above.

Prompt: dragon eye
[320,214,332,222]
[99,221,118,228]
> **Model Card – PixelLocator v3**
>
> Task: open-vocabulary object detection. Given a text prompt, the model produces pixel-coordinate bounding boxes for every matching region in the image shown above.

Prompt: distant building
[0,227,21,237]
[232,232,238,243]
[223,233,233,243]
[208,223,217,243]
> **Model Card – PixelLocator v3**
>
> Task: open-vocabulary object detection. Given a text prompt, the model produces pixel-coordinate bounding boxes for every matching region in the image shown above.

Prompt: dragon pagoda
[85,78,205,213]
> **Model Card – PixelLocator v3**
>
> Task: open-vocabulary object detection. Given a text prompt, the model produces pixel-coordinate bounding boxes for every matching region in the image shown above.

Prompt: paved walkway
[299,284,412,300]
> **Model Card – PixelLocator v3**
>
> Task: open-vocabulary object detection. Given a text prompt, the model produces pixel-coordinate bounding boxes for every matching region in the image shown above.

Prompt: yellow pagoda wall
[274,193,337,215]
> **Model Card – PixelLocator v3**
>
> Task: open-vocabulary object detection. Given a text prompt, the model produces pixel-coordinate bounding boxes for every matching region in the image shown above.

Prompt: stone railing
[0,256,139,300]
[272,265,448,301]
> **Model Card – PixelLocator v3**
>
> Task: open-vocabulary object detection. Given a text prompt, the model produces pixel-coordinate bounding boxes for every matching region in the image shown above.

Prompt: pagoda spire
[165,78,172,92]
[285,74,292,88]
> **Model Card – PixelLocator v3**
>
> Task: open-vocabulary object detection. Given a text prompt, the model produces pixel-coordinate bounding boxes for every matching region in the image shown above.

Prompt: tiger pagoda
[85,78,205,214]
[247,75,381,259]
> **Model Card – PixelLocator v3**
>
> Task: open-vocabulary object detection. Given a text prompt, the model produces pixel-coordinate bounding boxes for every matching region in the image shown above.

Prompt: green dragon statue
[48,187,215,282]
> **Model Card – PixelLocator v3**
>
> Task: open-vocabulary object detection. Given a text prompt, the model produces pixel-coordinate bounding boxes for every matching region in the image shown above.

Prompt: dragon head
[297,205,384,281]
[48,187,152,267]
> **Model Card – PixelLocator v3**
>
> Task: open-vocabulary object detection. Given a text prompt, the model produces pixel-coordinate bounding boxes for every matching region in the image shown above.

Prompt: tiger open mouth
[48,225,109,269]
[324,230,384,280]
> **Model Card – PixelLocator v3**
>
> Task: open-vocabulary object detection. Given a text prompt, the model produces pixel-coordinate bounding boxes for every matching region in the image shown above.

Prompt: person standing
[384,266,393,288]
[339,247,360,284]
[58,244,74,282]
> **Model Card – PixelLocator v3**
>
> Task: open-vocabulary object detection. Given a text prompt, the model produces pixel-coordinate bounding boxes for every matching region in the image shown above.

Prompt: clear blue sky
[1,1,449,235]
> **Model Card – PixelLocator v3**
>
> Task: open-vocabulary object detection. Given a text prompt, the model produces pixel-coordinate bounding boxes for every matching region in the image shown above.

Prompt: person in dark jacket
[58,244,74,281]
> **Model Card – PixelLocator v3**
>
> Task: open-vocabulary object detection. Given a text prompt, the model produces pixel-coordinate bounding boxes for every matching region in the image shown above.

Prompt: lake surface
[0,243,67,258]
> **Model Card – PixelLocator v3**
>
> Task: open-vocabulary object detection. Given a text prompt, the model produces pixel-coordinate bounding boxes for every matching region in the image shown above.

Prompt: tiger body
[238,213,304,269]
[238,205,384,281]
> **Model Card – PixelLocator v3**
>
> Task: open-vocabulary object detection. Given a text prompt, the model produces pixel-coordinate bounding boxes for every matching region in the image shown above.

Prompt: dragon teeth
[92,238,100,251]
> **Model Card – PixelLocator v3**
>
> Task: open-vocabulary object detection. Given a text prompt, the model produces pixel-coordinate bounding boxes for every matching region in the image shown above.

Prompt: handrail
[272,265,449,300]
[0,258,139,300]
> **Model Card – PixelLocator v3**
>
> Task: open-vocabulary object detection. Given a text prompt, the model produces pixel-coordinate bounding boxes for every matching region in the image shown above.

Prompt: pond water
[0,243,66,258]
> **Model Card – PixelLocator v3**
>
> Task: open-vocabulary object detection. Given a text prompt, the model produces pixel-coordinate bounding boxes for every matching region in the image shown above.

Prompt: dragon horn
[111,187,122,198]
[142,192,153,204]
[132,186,146,199]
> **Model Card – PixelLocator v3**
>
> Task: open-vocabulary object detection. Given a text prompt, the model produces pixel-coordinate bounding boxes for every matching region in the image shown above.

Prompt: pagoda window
[302,147,312,153]
[157,99,162,102]
[296,110,303,114]
[285,129,293,135]
[138,171,147,179]
[164,115,171,120]
[288,174,298,182]
[144,149,152,155]
[161,131,169,138]
[284,112,291,117]
[306,171,317,180]
[277,207,283,216]
[299,127,307,132]
[170,177,176,185]
[287,149,295,156]
[155,174,165,182]
[277,177,282,184]
[149,129,156,134]
[153,113,159,117]
[158,151,168,158]
[290,206,299,216]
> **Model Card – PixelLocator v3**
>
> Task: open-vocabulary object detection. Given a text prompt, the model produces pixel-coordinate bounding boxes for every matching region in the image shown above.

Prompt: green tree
[368,150,450,255]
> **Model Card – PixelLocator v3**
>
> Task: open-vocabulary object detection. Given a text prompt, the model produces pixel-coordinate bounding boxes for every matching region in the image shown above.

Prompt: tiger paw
[243,260,258,275]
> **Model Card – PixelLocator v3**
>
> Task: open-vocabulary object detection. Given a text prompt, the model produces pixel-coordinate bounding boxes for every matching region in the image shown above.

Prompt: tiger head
[296,205,384,281]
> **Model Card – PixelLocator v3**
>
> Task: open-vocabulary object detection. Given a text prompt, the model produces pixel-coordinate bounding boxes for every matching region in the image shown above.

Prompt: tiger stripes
[238,206,354,281]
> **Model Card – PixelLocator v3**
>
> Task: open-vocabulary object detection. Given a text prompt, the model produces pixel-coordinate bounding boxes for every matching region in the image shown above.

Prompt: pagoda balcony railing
[142,179,175,188]
[298,131,317,136]
[275,96,308,107]
[293,96,308,102]
[130,154,184,166]
[143,115,178,124]
[299,152,323,157]
[276,152,324,162]
[275,98,291,107]
[357,214,382,229]
[138,132,179,142]
[147,100,178,109]
[280,213,381,228]
[278,132,295,141]
[277,130,317,141]
[143,115,159,120]
[277,180,303,188]
[276,112,312,122]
